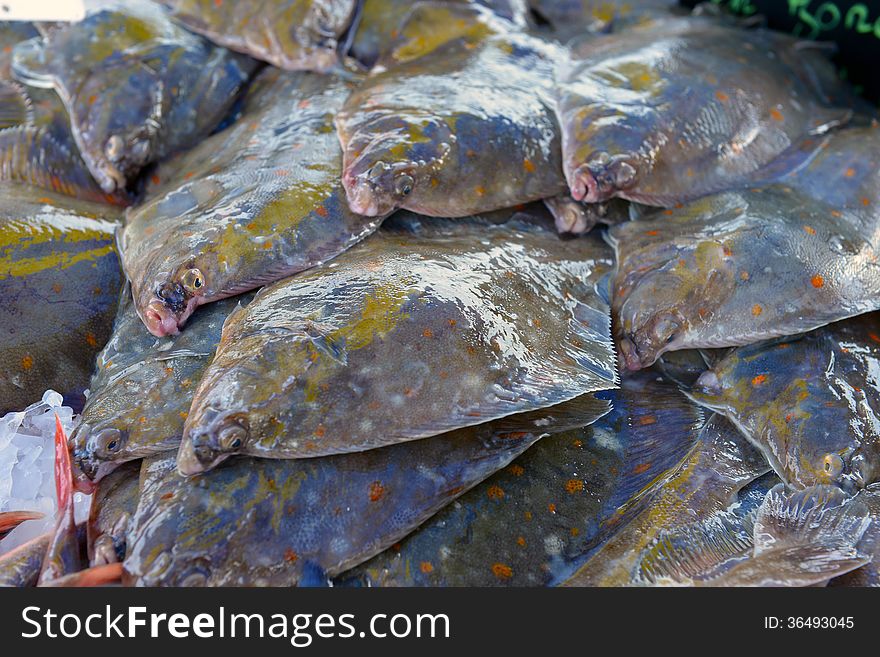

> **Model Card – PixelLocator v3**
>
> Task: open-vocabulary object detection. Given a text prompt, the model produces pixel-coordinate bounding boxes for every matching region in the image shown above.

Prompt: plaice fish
[121,67,382,338]
[610,188,880,369]
[677,484,872,587]
[338,374,704,586]
[562,413,769,586]
[689,316,880,493]
[125,395,602,586]
[70,288,247,485]
[0,184,123,413]
[830,484,880,587]
[556,15,850,205]
[86,461,140,566]
[162,0,360,71]
[11,1,257,193]
[0,510,44,541]
[177,216,617,475]
[336,3,569,218]
[38,416,84,584]
[349,0,530,68]
[0,533,51,587]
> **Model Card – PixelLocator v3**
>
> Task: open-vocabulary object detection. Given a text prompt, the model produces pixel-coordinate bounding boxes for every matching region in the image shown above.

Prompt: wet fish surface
[177,216,617,474]
[86,461,140,566]
[689,314,880,493]
[162,0,360,71]
[340,374,705,586]
[336,3,568,218]
[0,184,122,413]
[556,15,850,205]
[122,67,382,338]
[12,1,257,192]
[125,396,602,586]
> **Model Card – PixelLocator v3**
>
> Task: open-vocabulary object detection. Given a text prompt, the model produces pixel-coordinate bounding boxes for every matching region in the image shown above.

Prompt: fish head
[179,395,253,477]
[70,420,128,486]
[569,151,639,203]
[75,69,163,193]
[135,257,211,337]
[343,156,423,217]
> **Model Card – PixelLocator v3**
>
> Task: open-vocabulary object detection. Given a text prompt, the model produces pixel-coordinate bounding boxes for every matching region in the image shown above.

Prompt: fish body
[122,68,381,338]
[830,485,880,586]
[12,2,256,192]
[0,534,51,587]
[556,15,850,205]
[178,217,617,474]
[689,315,880,493]
[337,3,568,218]
[87,461,141,566]
[125,396,600,586]
[0,184,122,413]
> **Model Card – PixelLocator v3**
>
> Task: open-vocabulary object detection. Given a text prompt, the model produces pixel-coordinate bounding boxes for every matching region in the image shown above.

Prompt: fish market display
[178,217,616,474]
[0,185,122,413]
[11,1,256,192]
[71,290,247,484]
[342,374,703,586]
[556,15,849,205]
[610,126,880,369]
[125,395,603,586]
[162,0,360,72]
[122,67,381,337]
[2,0,879,588]
[689,315,880,493]
[336,4,568,218]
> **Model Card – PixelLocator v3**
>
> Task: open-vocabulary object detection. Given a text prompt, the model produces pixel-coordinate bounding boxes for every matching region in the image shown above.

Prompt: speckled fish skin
[689,315,880,493]
[124,396,599,586]
[336,3,568,218]
[0,184,122,413]
[529,0,676,34]
[830,485,880,587]
[122,68,381,338]
[0,22,39,79]
[162,0,358,71]
[556,15,850,205]
[177,217,617,475]
[11,2,257,193]
[70,290,247,485]
[350,0,530,68]
[563,414,769,586]
[87,461,140,566]
[0,533,51,587]
[338,374,704,586]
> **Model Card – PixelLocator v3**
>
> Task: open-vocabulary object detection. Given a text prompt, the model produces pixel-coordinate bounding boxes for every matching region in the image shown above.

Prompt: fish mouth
[569,153,637,203]
[92,160,127,194]
[141,295,200,337]
[176,437,229,477]
[343,174,391,217]
[618,311,684,370]
[178,410,250,476]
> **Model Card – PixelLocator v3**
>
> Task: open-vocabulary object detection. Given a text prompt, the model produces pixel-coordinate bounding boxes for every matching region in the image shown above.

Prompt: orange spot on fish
[803,225,816,235]
[524,511,532,521]
[663,209,673,216]
[21,355,33,371]
[314,424,325,438]
[633,462,652,475]
[868,332,880,344]
[316,206,328,218]
[752,304,762,317]
[297,100,310,109]
[740,271,750,281]
[369,481,385,502]
[845,168,856,178]
[645,230,659,236]
[811,274,825,288]
[548,503,557,514]
[491,563,513,579]
[571,527,580,537]
[284,549,298,564]
[161,492,174,501]
[565,479,584,493]
[785,414,792,423]
[183,172,194,180]
[573,439,583,447]
[715,90,729,102]
[516,536,526,547]
[637,415,656,426]
[422,328,433,338]
[487,485,505,500]
[523,159,535,173]
[770,108,783,121]
[475,185,485,196]
[752,374,767,386]
[508,464,525,476]
[420,562,434,573]
[151,174,161,186]
[862,198,871,206]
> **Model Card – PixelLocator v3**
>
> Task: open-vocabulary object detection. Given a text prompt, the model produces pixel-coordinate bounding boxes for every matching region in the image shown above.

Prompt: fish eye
[395,174,414,197]
[93,428,124,456]
[180,268,205,294]
[821,453,844,479]
[217,420,248,452]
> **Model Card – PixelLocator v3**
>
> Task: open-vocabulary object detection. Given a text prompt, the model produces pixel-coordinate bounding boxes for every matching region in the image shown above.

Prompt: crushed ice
[0,390,90,555]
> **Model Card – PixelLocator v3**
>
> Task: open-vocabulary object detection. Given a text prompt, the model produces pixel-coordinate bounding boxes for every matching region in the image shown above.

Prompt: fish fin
[754,484,872,554]
[480,394,611,442]
[40,562,123,587]
[0,510,45,540]
[0,80,33,130]
[10,36,54,89]
[637,509,756,585]
[598,386,705,515]
[741,133,832,186]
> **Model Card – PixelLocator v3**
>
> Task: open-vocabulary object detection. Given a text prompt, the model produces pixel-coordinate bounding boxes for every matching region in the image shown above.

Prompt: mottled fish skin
[162,0,359,71]
[338,374,704,586]
[350,0,530,68]
[87,461,140,567]
[830,485,880,587]
[689,315,880,493]
[0,534,51,587]
[177,217,617,475]
[563,414,769,586]
[11,2,257,193]
[0,184,122,414]
[0,22,39,79]
[337,3,568,218]
[70,289,248,484]
[122,68,381,338]
[124,396,599,586]
[556,15,850,205]
[529,0,676,35]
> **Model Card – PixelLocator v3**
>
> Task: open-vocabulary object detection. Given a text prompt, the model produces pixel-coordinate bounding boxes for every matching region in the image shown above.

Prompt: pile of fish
[1,0,879,587]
